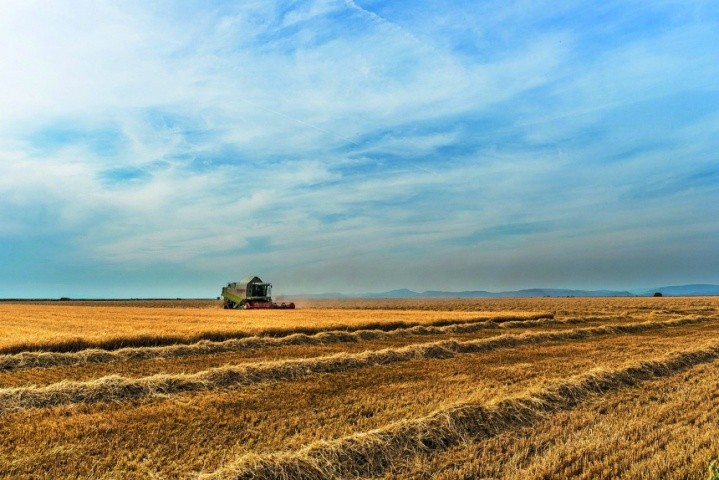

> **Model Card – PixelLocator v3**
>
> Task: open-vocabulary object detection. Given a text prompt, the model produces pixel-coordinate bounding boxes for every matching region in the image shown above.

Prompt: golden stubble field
[0,296,718,479]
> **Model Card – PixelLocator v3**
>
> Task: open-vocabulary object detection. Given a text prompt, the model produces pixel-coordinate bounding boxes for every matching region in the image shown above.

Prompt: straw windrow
[1,313,627,373]
[0,316,714,414]
[200,341,719,480]
[0,312,554,356]
[0,314,685,373]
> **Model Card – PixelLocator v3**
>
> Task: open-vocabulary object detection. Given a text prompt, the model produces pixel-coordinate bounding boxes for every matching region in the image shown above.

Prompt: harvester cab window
[250,284,268,297]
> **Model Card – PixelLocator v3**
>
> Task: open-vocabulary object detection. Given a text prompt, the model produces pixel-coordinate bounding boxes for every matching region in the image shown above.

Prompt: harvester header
[221,275,295,309]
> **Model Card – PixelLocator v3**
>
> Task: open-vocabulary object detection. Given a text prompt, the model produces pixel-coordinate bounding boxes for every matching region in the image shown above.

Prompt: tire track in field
[1,314,603,372]
[0,313,554,356]
[199,341,719,480]
[0,316,714,414]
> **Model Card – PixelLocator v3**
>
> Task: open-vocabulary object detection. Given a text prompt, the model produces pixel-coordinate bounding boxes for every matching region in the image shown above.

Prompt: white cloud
[0,0,717,294]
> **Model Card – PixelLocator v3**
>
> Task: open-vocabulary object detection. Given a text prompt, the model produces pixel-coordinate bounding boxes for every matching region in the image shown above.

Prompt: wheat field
[1,297,718,479]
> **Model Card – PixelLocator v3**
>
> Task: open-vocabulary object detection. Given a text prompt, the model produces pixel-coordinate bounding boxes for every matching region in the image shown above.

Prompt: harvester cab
[222,275,295,309]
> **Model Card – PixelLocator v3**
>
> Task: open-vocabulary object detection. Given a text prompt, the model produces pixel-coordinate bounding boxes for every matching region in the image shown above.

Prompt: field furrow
[1,312,701,376]
[0,314,570,373]
[2,322,717,479]
[201,341,719,480]
[1,297,717,479]
[1,317,715,411]
[0,304,549,354]
[0,319,600,389]
[380,361,719,480]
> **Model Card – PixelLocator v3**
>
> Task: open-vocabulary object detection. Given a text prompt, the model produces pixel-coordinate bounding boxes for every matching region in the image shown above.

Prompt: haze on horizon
[0,1,717,298]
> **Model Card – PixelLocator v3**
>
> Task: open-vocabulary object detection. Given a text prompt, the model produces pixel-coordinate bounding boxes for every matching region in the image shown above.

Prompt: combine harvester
[221,275,295,309]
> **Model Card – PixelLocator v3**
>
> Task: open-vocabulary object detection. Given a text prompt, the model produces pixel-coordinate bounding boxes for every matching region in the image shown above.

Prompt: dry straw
[0,316,714,414]
[0,312,577,372]
[0,314,659,373]
[200,341,719,480]
[0,312,553,356]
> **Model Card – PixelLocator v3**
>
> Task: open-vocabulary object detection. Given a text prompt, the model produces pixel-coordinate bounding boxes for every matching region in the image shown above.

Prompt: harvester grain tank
[221,275,295,309]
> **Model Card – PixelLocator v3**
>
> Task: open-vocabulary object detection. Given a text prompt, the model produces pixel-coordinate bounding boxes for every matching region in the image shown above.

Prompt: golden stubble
[0,303,550,354]
[0,297,717,479]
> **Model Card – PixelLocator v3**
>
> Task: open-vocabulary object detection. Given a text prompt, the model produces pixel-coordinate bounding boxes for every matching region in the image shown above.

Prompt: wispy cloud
[0,0,717,296]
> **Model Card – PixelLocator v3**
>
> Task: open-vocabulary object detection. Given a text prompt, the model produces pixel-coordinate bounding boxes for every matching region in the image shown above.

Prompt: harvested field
[0,303,548,354]
[1,297,718,479]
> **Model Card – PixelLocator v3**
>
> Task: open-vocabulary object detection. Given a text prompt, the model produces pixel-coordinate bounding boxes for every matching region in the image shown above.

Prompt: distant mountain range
[637,284,719,296]
[298,284,719,299]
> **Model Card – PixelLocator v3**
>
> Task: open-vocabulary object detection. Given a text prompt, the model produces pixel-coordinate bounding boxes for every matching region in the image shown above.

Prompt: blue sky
[0,0,717,297]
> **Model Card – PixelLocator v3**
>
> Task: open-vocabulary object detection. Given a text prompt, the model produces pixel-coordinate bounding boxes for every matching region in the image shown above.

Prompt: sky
[0,0,718,298]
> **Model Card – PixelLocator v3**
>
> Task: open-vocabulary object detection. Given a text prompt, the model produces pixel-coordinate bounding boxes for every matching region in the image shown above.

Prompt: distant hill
[297,284,719,299]
[638,284,719,296]
[359,288,635,298]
